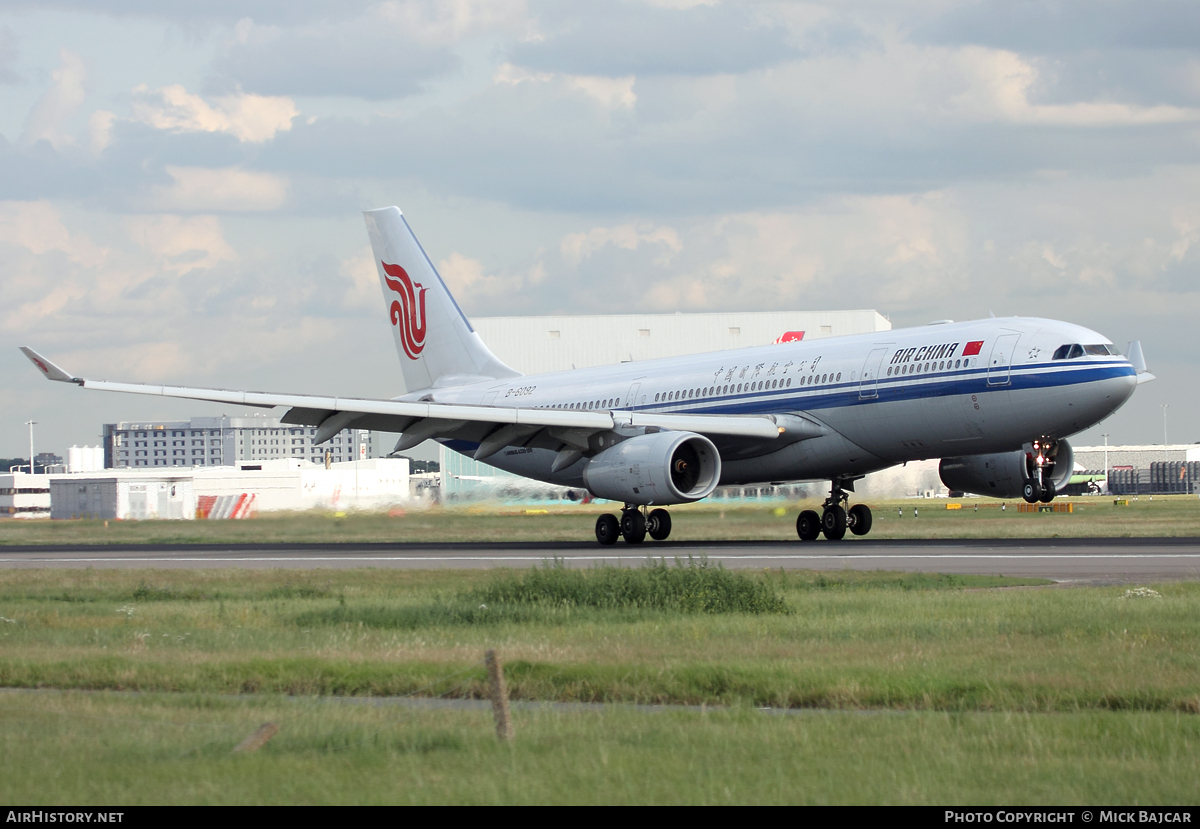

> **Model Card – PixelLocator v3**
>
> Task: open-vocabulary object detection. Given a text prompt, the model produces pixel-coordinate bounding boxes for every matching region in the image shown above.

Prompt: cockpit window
[1054,343,1119,359]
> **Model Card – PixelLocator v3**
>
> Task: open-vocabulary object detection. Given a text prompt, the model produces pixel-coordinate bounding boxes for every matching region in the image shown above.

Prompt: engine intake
[582,431,721,506]
[939,440,1074,499]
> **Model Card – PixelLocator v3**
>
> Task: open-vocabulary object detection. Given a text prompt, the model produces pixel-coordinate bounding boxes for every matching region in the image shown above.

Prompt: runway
[3,537,1200,582]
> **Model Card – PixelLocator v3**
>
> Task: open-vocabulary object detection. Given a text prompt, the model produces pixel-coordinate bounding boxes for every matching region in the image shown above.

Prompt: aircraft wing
[20,347,798,459]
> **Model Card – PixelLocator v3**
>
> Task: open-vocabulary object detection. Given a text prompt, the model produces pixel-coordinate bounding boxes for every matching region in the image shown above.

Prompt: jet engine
[939,440,1074,499]
[582,431,721,505]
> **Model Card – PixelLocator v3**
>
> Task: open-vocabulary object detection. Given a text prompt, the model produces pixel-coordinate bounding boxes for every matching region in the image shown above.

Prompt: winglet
[1125,340,1155,385]
[1126,340,1147,373]
[19,347,79,383]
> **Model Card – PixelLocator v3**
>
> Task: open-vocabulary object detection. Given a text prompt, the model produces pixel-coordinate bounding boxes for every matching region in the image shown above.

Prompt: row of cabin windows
[1053,343,1120,360]
[543,398,619,411]
[655,376,802,403]
[650,372,843,404]
[887,358,970,377]
[528,372,849,411]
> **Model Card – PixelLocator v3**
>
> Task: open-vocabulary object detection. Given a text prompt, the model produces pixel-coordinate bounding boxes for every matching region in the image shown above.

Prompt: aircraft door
[986,333,1021,386]
[624,380,643,409]
[858,347,890,399]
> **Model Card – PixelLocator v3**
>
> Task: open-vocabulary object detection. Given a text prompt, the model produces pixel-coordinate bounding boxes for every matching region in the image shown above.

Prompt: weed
[468,558,791,614]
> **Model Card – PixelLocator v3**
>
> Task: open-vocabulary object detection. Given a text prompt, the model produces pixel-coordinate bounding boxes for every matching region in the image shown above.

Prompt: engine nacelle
[939,440,1074,499]
[582,431,721,506]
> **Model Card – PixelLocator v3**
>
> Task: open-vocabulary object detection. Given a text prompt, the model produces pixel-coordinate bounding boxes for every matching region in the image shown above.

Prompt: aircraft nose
[1100,368,1137,415]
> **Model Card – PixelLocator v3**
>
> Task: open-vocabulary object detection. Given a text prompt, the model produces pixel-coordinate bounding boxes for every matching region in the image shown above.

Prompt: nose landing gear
[797,478,872,541]
[1022,439,1060,504]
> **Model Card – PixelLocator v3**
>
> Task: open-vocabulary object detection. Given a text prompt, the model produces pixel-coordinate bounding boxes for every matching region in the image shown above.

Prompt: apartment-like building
[103,415,374,469]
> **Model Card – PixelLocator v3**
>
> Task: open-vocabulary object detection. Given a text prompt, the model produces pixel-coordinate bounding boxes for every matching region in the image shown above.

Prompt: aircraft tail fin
[363,207,520,393]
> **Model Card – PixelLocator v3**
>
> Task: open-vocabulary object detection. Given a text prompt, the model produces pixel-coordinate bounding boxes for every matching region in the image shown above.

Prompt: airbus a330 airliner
[22,207,1154,544]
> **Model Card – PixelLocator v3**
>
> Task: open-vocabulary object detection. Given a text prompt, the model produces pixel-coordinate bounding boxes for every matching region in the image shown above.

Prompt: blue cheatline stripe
[439,361,1134,451]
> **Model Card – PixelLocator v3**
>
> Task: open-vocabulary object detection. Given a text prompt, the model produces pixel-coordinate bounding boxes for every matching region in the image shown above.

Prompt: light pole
[25,420,36,474]
[1102,433,1109,491]
[1162,404,1169,446]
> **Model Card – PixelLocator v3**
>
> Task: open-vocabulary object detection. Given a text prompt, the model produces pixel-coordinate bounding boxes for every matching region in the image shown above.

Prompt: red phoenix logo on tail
[381,261,428,360]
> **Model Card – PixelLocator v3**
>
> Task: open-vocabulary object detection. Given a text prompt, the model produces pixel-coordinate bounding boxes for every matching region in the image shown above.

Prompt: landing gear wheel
[847,504,873,536]
[796,510,821,541]
[595,514,620,545]
[1022,479,1042,504]
[647,508,672,541]
[620,510,647,544]
[1039,481,1056,503]
[821,506,847,541]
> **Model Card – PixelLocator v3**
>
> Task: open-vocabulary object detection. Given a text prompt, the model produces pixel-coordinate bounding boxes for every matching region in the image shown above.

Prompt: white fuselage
[418,317,1136,488]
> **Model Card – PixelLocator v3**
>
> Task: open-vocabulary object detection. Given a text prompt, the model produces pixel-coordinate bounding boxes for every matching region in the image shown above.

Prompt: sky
[1,0,1198,461]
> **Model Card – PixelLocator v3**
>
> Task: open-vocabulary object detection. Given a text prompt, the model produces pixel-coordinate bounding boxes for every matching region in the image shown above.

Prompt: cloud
[151,166,289,211]
[437,251,526,302]
[130,84,297,142]
[949,47,1200,126]
[0,1,383,26]
[123,214,237,273]
[559,223,680,266]
[208,14,462,100]
[0,199,107,262]
[494,63,636,109]
[0,26,21,84]
[510,0,799,77]
[20,49,88,148]
[915,0,1200,55]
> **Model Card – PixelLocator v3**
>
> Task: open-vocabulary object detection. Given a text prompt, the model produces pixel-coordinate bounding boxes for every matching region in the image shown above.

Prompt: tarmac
[3,537,1200,583]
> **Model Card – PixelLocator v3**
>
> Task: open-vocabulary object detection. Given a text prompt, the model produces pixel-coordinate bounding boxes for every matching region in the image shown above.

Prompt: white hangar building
[442,310,892,499]
[472,310,891,375]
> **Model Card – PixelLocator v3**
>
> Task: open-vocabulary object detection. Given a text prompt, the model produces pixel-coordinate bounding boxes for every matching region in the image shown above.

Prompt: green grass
[1,691,1196,805]
[1,495,1199,546]
[470,558,792,613]
[3,567,1199,804]
[3,567,1198,713]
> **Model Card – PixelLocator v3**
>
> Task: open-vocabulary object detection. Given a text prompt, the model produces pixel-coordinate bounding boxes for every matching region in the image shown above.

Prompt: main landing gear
[595,506,673,546]
[1022,439,1059,504]
[796,479,873,541]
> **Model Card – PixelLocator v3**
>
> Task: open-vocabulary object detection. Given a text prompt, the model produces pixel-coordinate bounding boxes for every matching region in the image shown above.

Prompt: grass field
[1,567,1195,713]
[3,691,1197,805]
[1,566,1198,805]
[3,556,1198,803]
[1,494,1199,546]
